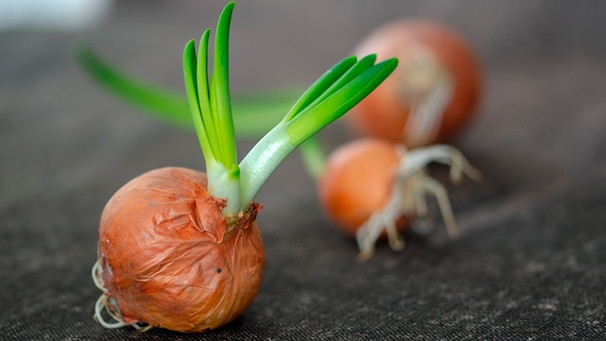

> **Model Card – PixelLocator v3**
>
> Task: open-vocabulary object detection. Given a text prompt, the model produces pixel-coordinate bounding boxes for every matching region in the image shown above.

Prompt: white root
[91,260,106,292]
[94,294,129,329]
[356,145,480,261]
[399,46,454,149]
[404,75,454,148]
[91,260,152,332]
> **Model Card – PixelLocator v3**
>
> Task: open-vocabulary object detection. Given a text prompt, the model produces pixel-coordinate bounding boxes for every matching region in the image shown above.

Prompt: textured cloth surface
[1,1,605,339]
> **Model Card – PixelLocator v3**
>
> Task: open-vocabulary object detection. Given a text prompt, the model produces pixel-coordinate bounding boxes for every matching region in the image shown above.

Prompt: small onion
[318,139,402,237]
[318,138,481,260]
[348,19,482,148]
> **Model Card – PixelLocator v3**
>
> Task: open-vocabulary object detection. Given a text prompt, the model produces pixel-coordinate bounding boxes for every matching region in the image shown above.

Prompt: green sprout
[183,2,397,217]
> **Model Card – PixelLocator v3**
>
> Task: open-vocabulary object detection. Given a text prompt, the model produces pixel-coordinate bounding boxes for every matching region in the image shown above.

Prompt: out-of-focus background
[1,1,605,339]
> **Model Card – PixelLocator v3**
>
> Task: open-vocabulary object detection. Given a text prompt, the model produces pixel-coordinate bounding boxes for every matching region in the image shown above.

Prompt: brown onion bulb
[97,167,264,332]
[318,137,481,260]
[348,19,482,148]
[318,139,403,237]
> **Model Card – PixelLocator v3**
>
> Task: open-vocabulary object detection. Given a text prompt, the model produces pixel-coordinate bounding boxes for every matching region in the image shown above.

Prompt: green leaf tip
[285,55,398,146]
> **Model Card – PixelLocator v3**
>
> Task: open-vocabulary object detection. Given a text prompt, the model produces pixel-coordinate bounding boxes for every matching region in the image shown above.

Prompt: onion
[96,167,264,332]
[318,139,401,237]
[348,19,482,148]
[318,138,480,260]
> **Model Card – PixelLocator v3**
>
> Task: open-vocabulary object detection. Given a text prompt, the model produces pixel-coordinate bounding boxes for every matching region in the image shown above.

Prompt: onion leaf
[286,57,398,145]
[75,44,192,128]
[239,56,398,206]
[183,2,241,214]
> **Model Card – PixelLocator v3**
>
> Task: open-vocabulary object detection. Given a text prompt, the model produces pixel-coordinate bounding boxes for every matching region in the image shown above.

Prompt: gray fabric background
[1,1,605,339]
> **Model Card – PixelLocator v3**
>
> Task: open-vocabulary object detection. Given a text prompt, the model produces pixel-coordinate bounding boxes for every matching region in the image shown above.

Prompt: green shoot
[76,44,192,128]
[186,2,399,218]
[238,56,398,206]
[183,2,241,214]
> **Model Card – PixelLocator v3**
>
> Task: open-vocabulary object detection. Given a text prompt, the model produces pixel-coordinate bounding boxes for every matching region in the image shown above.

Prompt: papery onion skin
[318,139,403,237]
[348,19,482,146]
[98,167,264,332]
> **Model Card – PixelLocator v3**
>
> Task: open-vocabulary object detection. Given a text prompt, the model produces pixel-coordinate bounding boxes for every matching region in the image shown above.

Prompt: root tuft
[356,144,480,260]
[92,260,152,332]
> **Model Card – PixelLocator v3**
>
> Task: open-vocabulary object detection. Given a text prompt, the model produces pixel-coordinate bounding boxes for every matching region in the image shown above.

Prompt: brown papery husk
[98,167,264,333]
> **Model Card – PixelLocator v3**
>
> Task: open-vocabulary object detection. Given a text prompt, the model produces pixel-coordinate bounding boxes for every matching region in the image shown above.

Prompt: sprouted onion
[92,2,397,333]
[348,19,482,148]
[316,138,481,261]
